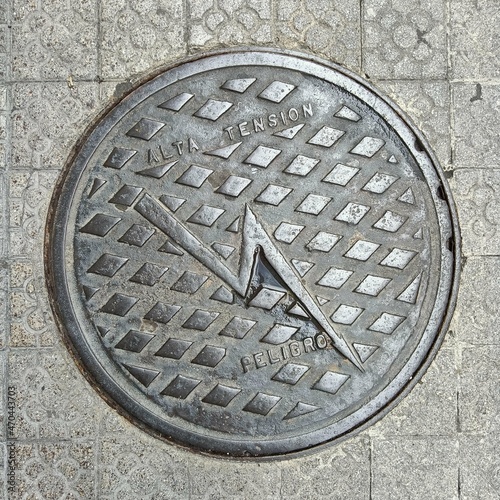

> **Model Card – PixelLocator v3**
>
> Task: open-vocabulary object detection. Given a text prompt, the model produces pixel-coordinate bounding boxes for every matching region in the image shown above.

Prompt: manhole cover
[47,49,460,457]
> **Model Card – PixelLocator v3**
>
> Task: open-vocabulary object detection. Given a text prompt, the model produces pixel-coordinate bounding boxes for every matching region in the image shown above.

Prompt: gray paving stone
[189,458,281,499]
[450,0,500,80]
[0,18,8,84]
[369,348,457,437]
[0,442,8,500]
[7,441,95,500]
[0,23,7,82]
[459,435,500,500]
[9,170,58,261]
[452,83,500,169]
[188,0,272,51]
[372,437,459,499]
[376,80,450,167]
[1,442,7,499]
[362,0,447,79]
[0,352,4,439]
[97,432,190,499]
[7,348,99,440]
[0,263,6,349]
[9,258,57,348]
[279,436,370,499]
[9,170,56,256]
[0,85,7,171]
[459,345,500,434]
[0,4,7,23]
[450,169,500,256]
[11,0,98,81]
[100,0,186,80]
[275,0,360,72]
[452,257,500,345]
[11,82,99,169]
[0,175,5,258]
[7,170,62,347]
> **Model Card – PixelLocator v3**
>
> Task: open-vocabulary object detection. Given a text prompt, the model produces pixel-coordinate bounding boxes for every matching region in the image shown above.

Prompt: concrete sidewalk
[1,0,499,498]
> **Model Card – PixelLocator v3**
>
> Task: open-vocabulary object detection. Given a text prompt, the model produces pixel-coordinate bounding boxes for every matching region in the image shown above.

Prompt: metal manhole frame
[45,47,461,459]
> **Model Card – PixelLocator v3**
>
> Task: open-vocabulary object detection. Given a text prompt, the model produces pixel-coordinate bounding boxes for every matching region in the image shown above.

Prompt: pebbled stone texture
[11,0,98,81]
[98,432,190,499]
[189,457,281,499]
[459,435,500,500]
[452,83,500,170]
[0,264,6,349]
[459,345,500,435]
[101,0,186,79]
[279,437,370,499]
[275,0,360,72]
[377,79,450,167]
[7,348,99,440]
[7,441,96,499]
[11,82,99,169]
[372,437,459,500]
[362,0,447,79]
[189,0,273,50]
[450,169,500,256]
[450,0,500,80]
[0,85,7,170]
[369,348,457,437]
[452,257,500,345]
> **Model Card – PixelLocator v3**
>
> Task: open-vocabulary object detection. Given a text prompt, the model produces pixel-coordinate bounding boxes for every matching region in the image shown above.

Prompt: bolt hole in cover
[46,49,460,458]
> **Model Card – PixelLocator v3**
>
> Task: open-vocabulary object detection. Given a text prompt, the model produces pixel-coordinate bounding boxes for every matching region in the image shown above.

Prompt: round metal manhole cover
[47,49,459,457]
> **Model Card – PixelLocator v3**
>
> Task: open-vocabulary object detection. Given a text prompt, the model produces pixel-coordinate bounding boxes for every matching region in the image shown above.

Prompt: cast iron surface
[46,49,460,457]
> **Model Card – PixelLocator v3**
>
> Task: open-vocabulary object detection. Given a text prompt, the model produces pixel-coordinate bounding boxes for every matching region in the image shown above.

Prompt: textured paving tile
[279,437,370,499]
[372,437,459,499]
[11,0,98,81]
[459,345,500,434]
[9,257,57,347]
[0,18,9,82]
[275,0,360,72]
[0,180,5,258]
[8,170,61,347]
[452,257,500,345]
[7,441,96,500]
[377,80,450,167]
[0,85,7,172]
[189,457,281,499]
[0,261,6,349]
[7,349,99,440]
[11,82,99,168]
[0,351,4,439]
[450,0,500,80]
[9,170,58,260]
[101,0,186,79]
[97,432,189,499]
[188,0,272,50]
[362,0,447,79]
[452,83,500,169]
[459,435,500,500]
[369,348,457,437]
[2,442,10,497]
[450,170,500,256]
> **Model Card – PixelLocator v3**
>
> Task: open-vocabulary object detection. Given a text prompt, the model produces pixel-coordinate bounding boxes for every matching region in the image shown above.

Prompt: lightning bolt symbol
[135,194,363,371]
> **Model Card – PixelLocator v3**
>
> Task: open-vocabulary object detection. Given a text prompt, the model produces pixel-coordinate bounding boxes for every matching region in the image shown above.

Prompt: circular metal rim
[45,47,461,459]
